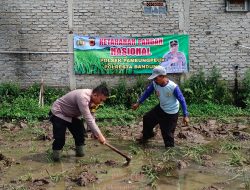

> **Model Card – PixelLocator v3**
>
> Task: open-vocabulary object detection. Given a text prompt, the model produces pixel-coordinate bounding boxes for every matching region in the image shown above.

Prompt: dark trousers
[142,104,178,147]
[49,112,86,150]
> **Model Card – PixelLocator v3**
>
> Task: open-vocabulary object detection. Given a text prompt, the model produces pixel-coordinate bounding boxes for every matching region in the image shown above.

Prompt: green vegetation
[0,83,66,121]
[74,50,134,74]
[18,173,33,182]
[49,172,64,183]
[180,66,233,105]
[242,69,250,110]
[225,151,247,167]
[219,140,242,153]
[45,149,54,163]
[141,165,158,188]
[0,68,250,124]
[129,143,143,155]
[182,145,211,164]
[74,50,108,74]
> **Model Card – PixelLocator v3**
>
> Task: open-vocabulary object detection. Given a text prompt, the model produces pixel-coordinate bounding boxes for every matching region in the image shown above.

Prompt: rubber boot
[52,150,61,162]
[75,145,85,157]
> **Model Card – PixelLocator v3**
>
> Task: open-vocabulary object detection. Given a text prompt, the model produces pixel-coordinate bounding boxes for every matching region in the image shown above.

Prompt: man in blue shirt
[132,66,189,147]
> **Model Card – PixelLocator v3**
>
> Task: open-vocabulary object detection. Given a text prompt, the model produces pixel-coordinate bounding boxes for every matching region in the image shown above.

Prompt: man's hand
[97,133,106,144]
[183,116,189,126]
[172,56,178,63]
[131,103,140,110]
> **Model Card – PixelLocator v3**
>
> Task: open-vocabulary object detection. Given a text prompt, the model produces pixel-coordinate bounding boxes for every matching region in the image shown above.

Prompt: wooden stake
[39,79,44,107]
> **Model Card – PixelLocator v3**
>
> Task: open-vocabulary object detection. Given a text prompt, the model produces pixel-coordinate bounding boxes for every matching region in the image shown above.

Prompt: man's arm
[138,82,154,104]
[132,82,154,110]
[173,86,188,117]
[78,98,105,143]
[160,53,172,68]
[173,86,189,125]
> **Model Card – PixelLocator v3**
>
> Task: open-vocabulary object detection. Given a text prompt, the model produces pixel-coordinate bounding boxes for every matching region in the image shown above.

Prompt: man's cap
[170,40,178,46]
[148,66,167,80]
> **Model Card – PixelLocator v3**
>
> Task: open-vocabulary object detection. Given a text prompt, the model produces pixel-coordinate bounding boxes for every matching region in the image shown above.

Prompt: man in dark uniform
[161,40,187,73]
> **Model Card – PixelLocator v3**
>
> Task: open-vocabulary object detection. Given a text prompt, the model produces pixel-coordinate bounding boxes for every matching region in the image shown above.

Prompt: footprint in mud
[27,178,50,189]
[201,185,223,190]
[0,153,15,170]
[104,160,118,167]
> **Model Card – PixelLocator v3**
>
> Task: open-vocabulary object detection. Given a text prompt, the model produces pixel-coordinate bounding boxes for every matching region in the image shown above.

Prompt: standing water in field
[0,118,250,190]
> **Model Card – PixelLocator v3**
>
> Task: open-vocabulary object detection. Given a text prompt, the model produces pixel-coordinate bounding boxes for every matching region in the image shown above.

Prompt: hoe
[105,142,131,166]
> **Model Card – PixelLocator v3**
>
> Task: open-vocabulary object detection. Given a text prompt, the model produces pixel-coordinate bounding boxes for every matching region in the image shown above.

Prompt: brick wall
[189,0,250,87]
[0,0,249,88]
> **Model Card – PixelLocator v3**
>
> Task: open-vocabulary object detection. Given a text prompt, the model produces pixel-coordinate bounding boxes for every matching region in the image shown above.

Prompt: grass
[129,143,143,155]
[181,145,211,164]
[141,165,158,188]
[225,151,247,167]
[160,148,180,162]
[49,172,64,183]
[188,102,248,118]
[96,101,250,127]
[45,149,54,163]
[0,80,250,189]
[28,142,38,153]
[139,149,178,188]
[74,49,135,74]
[219,140,242,153]
[18,173,32,182]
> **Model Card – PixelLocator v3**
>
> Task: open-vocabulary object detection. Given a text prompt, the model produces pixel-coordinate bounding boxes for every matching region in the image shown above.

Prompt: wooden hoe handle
[105,142,131,163]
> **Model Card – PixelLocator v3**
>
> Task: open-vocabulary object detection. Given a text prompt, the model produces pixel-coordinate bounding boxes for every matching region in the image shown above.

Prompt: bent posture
[132,66,189,147]
[49,84,109,161]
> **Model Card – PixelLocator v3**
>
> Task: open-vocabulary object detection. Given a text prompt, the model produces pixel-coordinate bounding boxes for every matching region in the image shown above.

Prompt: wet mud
[0,117,249,189]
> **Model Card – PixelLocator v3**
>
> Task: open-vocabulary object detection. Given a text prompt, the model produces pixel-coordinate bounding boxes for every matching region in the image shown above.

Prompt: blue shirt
[138,80,188,117]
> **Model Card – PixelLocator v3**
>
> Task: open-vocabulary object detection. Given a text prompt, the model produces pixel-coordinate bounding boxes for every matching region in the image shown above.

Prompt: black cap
[170,40,178,46]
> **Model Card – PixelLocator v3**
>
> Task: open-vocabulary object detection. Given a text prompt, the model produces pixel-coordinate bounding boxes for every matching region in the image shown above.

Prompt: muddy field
[0,117,250,190]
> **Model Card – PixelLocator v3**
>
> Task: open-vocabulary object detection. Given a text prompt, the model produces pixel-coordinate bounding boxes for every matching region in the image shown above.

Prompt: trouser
[142,104,178,147]
[49,112,86,150]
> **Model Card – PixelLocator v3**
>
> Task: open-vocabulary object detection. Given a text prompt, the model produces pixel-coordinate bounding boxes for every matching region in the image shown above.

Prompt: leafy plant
[0,82,21,103]
[188,102,247,118]
[180,66,233,105]
[23,83,67,104]
[0,97,50,120]
[106,76,149,108]
[242,69,250,110]
[141,165,158,188]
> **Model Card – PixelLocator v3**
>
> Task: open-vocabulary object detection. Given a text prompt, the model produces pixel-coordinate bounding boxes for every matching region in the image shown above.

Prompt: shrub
[22,83,67,105]
[106,76,150,108]
[0,97,50,120]
[242,69,250,110]
[0,82,21,103]
[180,66,233,105]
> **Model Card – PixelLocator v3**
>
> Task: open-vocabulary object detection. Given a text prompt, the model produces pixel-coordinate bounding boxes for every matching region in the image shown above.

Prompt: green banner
[74,34,189,74]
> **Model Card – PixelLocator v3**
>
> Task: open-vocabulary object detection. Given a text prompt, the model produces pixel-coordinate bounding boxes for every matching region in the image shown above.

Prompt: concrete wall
[0,0,249,88]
